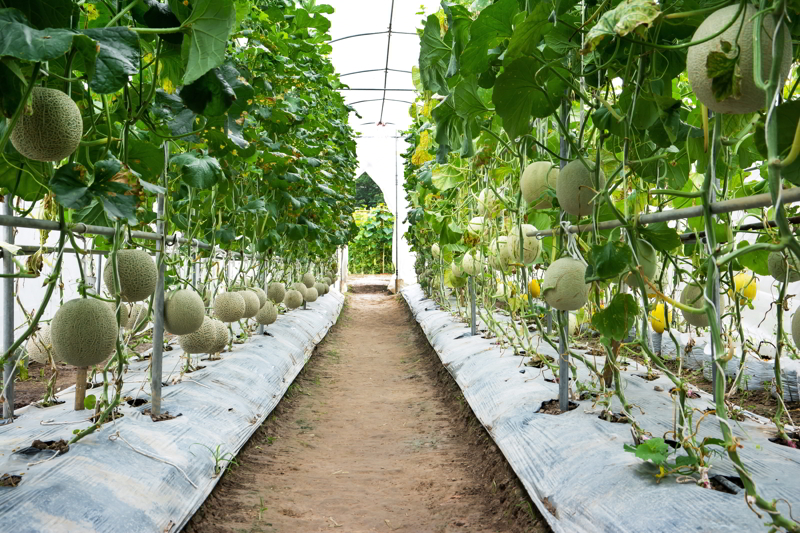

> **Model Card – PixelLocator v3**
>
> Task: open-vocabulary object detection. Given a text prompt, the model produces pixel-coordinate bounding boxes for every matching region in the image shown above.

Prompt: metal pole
[469,276,476,336]
[395,132,399,294]
[95,253,103,294]
[2,196,14,420]
[709,113,721,402]
[150,144,168,416]
[558,100,570,413]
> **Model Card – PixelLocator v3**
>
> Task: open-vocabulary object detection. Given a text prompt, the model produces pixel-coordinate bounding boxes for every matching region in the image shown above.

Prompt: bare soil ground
[186,275,547,533]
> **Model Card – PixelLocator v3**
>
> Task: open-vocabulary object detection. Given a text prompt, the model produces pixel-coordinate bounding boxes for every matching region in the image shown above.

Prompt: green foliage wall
[348,204,394,274]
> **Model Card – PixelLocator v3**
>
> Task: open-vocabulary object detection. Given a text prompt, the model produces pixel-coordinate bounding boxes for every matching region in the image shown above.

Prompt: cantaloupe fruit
[451,260,464,278]
[291,282,308,299]
[431,243,440,258]
[767,251,800,283]
[792,307,800,348]
[477,188,500,214]
[164,289,205,335]
[210,319,229,354]
[267,282,286,304]
[284,289,304,309]
[51,298,118,367]
[322,276,332,285]
[521,161,559,208]
[302,272,316,288]
[625,240,658,288]
[104,249,158,303]
[507,225,540,265]
[26,325,63,364]
[462,251,482,276]
[256,301,278,325]
[680,284,710,328]
[556,160,605,217]
[214,292,246,323]
[467,216,486,237]
[107,302,130,329]
[488,236,510,272]
[314,282,326,296]
[542,258,589,311]
[687,4,792,115]
[128,303,149,330]
[179,316,217,354]
[305,287,319,302]
[239,290,260,318]
[252,287,268,307]
[11,87,83,162]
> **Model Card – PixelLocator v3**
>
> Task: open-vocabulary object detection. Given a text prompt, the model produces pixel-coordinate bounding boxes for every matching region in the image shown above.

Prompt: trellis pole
[150,143,168,416]
[2,195,14,421]
[557,98,570,413]
[469,276,477,336]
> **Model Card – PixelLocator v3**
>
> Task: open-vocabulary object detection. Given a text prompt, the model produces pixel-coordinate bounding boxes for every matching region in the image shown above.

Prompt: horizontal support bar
[339,88,415,91]
[339,68,412,77]
[527,188,800,238]
[330,30,416,43]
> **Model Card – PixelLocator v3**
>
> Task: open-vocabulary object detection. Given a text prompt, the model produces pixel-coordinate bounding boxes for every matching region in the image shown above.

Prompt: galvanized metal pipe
[469,276,476,336]
[150,144,168,416]
[2,197,14,420]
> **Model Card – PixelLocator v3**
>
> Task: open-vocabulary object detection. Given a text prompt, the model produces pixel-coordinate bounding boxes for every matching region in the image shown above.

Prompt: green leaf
[2,0,79,30]
[586,241,632,281]
[460,0,519,76]
[0,9,76,61]
[591,292,639,341]
[454,76,490,122]
[170,151,223,189]
[736,240,771,276]
[83,394,96,410]
[638,222,681,251]
[0,60,26,119]
[504,3,553,65]
[583,0,660,54]
[181,0,237,85]
[443,3,472,78]
[431,165,465,191]
[179,67,236,116]
[49,163,91,210]
[706,41,742,103]
[418,14,451,95]
[78,27,141,94]
[623,437,670,464]
[431,95,464,161]
[127,138,166,183]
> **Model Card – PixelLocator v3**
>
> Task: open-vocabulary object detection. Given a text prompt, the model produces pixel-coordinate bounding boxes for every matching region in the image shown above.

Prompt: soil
[11,362,77,409]
[186,275,547,533]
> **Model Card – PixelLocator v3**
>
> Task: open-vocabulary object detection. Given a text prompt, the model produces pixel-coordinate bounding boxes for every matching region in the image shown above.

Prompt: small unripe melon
[128,303,149,330]
[467,216,486,237]
[284,289,304,309]
[267,282,286,304]
[556,160,605,217]
[521,161,559,208]
[477,188,499,214]
[488,237,510,272]
[767,251,800,283]
[451,261,464,278]
[625,240,658,288]
[292,282,308,299]
[26,325,63,364]
[214,292,246,323]
[792,308,800,348]
[462,251,483,276]
[11,87,83,162]
[542,258,589,311]
[302,272,316,288]
[252,287,268,307]
[239,290,260,318]
[52,298,118,367]
[507,225,540,265]
[108,302,130,329]
[210,319,229,353]
[680,284,710,328]
[256,301,278,325]
[104,249,158,302]
[179,316,217,354]
[314,282,326,296]
[431,243,440,258]
[305,287,319,302]
[164,289,205,335]
[687,4,792,115]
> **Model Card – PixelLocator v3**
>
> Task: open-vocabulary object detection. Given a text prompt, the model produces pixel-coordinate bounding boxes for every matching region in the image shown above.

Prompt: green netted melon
[292,282,308,299]
[107,302,130,329]
[51,298,118,367]
[239,290,260,318]
[687,5,792,115]
[322,276,332,286]
[210,319,229,353]
[128,303,149,330]
[488,236,510,272]
[767,251,800,283]
[305,287,319,303]
[542,258,589,311]
[163,289,205,335]
[323,283,331,294]
[680,284,710,328]
[214,292,246,323]
[267,282,286,304]
[792,308,800,348]
[252,287,268,308]
[256,301,278,325]
[521,161,559,208]
[462,251,483,276]
[556,160,605,217]
[179,317,217,355]
[314,282,326,296]
[11,87,83,162]
[625,240,658,288]
[302,272,316,288]
[104,249,158,302]
[431,243,440,258]
[284,289,304,309]
[26,325,63,364]
[507,225,540,265]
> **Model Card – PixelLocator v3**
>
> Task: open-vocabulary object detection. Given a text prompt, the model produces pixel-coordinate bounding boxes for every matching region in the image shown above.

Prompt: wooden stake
[74,367,87,411]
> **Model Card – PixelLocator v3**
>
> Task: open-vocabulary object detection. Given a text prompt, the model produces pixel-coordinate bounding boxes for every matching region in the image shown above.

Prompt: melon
[51,298,118,367]
[506,225,540,265]
[179,317,217,355]
[214,292,246,323]
[650,303,672,334]
[302,272,316,288]
[11,87,83,162]
[477,188,500,214]
[239,290,260,318]
[687,4,792,115]
[528,278,541,298]
[267,282,286,304]
[680,284,710,328]
[292,282,308,299]
[322,276,332,285]
[462,251,483,276]
[128,303,149,330]
[305,287,319,302]
[108,302,130,329]
[792,308,800,348]
[104,249,158,302]
[488,236,510,272]
[451,260,464,278]
[625,240,658,288]
[256,301,278,325]
[431,243,440,258]
[521,161,559,208]
[314,282,326,296]
[284,289,304,309]
[542,258,589,311]
[252,287,268,307]
[163,289,205,335]
[556,160,605,217]
[467,216,486,237]
[26,325,63,364]
[210,319,229,354]
[728,271,757,304]
[767,251,800,283]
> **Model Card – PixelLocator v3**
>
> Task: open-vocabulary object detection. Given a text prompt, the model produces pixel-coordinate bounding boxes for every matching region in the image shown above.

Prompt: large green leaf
[181,0,237,85]
[418,14,451,95]
[0,9,76,61]
[460,0,518,75]
[0,60,25,118]
[736,239,771,276]
[2,0,78,30]
[178,67,236,116]
[431,95,464,162]
[79,27,141,94]
[442,3,472,78]
[586,241,632,281]
[453,76,490,122]
[170,151,223,189]
[638,222,681,251]
[583,0,660,54]
[127,138,166,183]
[591,292,639,341]
[504,2,553,65]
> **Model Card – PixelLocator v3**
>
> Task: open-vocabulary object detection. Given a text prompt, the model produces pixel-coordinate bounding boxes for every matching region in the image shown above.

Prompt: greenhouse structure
[0,0,799,532]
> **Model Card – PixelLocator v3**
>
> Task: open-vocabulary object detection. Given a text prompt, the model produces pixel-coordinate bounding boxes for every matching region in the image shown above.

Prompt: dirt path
[187,276,545,533]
